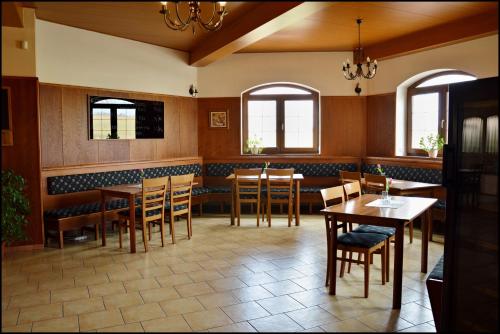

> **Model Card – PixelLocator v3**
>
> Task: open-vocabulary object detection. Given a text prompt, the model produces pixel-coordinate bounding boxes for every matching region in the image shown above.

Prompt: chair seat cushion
[192,187,210,196]
[44,198,133,219]
[118,207,162,218]
[353,225,396,237]
[337,232,388,248]
[428,255,444,280]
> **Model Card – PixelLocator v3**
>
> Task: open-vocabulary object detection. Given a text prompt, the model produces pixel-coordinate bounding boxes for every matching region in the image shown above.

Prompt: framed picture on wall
[1,86,13,146]
[209,110,229,128]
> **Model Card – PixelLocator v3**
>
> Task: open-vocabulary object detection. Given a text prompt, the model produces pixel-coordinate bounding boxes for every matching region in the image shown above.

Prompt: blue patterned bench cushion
[44,198,132,219]
[118,204,188,218]
[205,163,357,177]
[428,255,444,281]
[47,164,202,195]
[207,186,231,193]
[338,232,388,248]
[192,187,210,196]
[362,164,442,184]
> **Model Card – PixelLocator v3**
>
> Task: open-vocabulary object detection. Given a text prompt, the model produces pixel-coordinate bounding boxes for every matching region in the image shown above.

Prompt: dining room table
[321,193,437,309]
[225,172,304,226]
[96,181,197,253]
[361,177,441,197]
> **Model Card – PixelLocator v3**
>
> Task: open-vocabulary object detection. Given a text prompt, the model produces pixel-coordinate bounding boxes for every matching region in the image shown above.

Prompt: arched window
[406,70,476,155]
[241,83,319,154]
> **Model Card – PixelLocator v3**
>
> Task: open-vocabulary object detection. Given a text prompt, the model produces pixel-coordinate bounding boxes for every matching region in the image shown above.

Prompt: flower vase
[428,149,438,158]
[381,191,390,204]
[250,147,260,155]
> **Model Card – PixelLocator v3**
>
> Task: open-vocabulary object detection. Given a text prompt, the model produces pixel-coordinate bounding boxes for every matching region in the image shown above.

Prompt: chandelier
[159,1,228,34]
[342,19,378,80]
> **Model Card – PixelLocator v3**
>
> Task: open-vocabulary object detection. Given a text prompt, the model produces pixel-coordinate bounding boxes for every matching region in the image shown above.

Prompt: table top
[361,178,440,191]
[226,173,304,180]
[321,194,437,222]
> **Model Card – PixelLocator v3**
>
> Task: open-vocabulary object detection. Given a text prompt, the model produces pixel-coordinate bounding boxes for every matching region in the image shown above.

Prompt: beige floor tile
[320,318,375,332]
[261,280,306,296]
[64,297,105,316]
[196,292,240,309]
[51,286,90,303]
[175,282,215,297]
[399,322,436,332]
[398,302,435,325]
[93,263,128,275]
[75,274,110,287]
[63,267,96,278]
[356,309,414,332]
[230,285,275,302]
[1,323,33,332]
[156,273,193,287]
[183,308,233,331]
[221,301,271,322]
[257,295,305,315]
[97,322,144,332]
[237,272,277,286]
[208,321,257,332]
[286,305,338,329]
[123,278,160,292]
[139,286,180,303]
[103,292,144,310]
[89,282,126,298]
[38,278,76,292]
[141,315,192,332]
[168,262,203,274]
[290,289,341,308]
[187,270,224,283]
[121,303,166,323]
[198,259,232,270]
[291,274,325,290]
[79,310,124,331]
[243,261,280,273]
[159,297,205,316]
[319,298,375,321]
[107,270,142,282]
[249,313,303,332]
[138,266,173,278]
[208,277,247,292]
[1,308,19,327]
[31,315,79,332]
[266,268,307,280]
[18,303,63,324]
[9,291,50,309]
[217,265,254,278]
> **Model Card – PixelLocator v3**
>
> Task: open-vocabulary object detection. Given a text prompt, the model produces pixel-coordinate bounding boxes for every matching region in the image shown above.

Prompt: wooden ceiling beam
[2,2,24,28]
[189,2,333,67]
[365,11,498,61]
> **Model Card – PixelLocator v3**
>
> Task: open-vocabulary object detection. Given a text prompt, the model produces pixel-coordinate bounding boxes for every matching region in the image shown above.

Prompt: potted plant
[419,134,445,158]
[1,169,30,256]
[245,136,264,155]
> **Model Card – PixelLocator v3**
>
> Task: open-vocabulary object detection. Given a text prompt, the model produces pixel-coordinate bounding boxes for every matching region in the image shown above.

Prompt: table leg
[129,194,136,253]
[393,224,405,309]
[230,181,235,226]
[295,180,301,226]
[421,210,430,273]
[101,192,106,246]
[328,215,338,295]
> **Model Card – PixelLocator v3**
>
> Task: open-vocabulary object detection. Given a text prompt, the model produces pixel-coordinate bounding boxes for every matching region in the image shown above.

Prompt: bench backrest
[205,162,358,177]
[362,163,442,184]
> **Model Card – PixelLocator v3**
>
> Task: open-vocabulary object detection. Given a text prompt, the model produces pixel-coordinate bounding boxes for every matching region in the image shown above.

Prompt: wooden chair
[234,169,262,227]
[165,173,194,244]
[264,168,294,227]
[117,176,168,252]
[320,185,387,297]
[364,172,413,243]
[343,180,362,200]
[340,170,362,185]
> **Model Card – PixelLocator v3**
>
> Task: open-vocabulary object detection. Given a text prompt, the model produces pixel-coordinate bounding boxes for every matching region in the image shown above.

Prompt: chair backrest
[339,170,361,185]
[142,176,169,224]
[320,185,345,209]
[343,180,362,200]
[265,168,294,200]
[234,168,262,200]
[169,173,194,217]
[364,173,387,194]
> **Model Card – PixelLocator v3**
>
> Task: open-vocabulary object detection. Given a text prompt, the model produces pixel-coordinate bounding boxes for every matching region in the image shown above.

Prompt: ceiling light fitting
[342,19,378,80]
[159,1,228,35]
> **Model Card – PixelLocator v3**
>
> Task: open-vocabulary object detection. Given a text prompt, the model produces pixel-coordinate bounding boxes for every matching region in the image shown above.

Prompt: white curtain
[462,117,484,153]
[485,115,498,153]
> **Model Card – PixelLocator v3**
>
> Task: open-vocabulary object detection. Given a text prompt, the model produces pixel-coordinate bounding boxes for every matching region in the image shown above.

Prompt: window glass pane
[117,108,136,139]
[94,98,134,105]
[486,115,498,153]
[417,74,476,88]
[248,101,277,147]
[411,93,439,148]
[462,117,484,153]
[284,100,313,148]
[92,108,111,139]
[250,87,311,95]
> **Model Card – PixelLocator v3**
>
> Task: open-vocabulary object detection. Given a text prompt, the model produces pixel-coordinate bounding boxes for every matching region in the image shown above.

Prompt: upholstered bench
[426,255,444,331]
[361,163,442,184]
[44,163,205,248]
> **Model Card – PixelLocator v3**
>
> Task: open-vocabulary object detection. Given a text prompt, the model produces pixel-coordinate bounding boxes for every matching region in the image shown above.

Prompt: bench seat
[426,255,444,331]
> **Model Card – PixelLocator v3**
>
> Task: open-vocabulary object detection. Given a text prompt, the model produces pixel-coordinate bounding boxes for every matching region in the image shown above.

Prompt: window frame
[88,97,137,140]
[242,83,319,154]
[406,70,473,156]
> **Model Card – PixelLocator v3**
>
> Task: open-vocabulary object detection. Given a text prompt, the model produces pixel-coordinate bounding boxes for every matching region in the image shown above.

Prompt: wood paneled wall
[366,93,396,157]
[198,96,367,159]
[39,83,198,168]
[1,76,43,246]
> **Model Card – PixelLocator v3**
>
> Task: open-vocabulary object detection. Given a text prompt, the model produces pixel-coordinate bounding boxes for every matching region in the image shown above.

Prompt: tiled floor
[2,214,444,332]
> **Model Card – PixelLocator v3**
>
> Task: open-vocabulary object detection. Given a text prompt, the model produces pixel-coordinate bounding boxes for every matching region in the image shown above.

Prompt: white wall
[2,8,36,77]
[197,52,364,97]
[367,35,499,95]
[35,20,197,97]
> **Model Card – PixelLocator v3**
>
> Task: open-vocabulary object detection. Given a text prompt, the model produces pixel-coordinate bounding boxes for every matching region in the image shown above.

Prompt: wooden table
[321,193,437,309]
[97,184,142,253]
[361,178,441,197]
[226,173,304,226]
